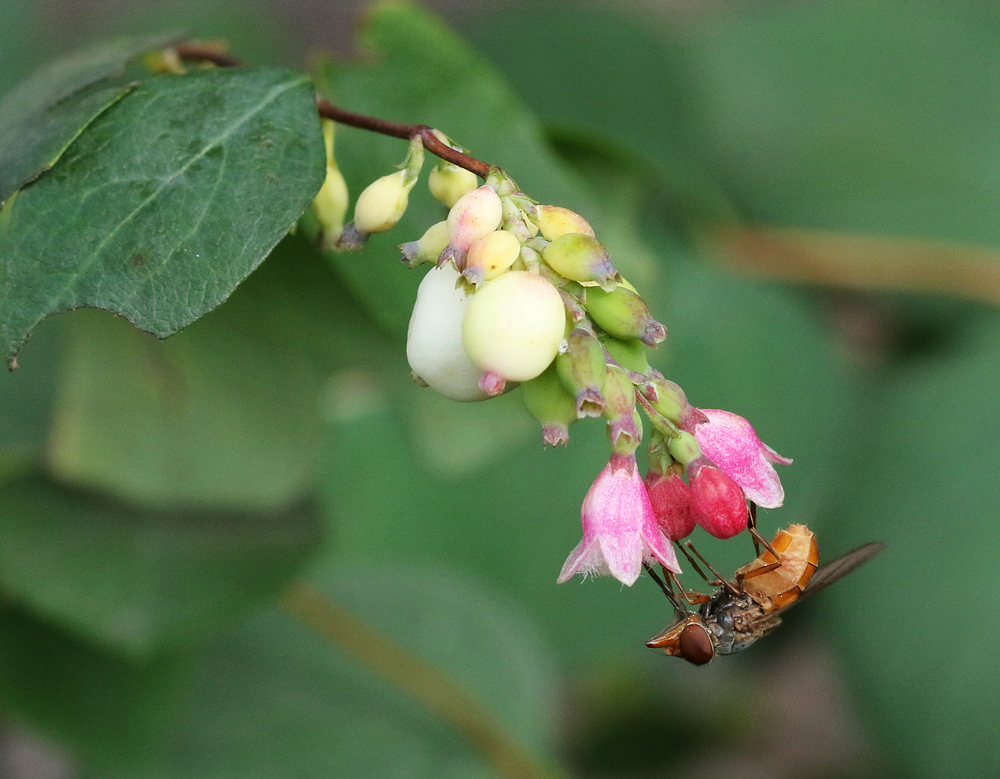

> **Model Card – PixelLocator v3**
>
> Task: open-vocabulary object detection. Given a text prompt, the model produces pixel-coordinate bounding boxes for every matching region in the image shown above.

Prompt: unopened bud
[462,271,565,382]
[440,185,503,269]
[353,170,415,235]
[585,285,667,346]
[406,264,489,401]
[555,328,607,418]
[429,162,479,208]
[667,430,702,466]
[600,334,651,375]
[645,467,695,541]
[535,205,595,240]
[313,164,350,250]
[399,220,450,267]
[542,233,617,290]
[641,378,702,428]
[602,365,640,453]
[522,363,578,447]
[688,459,748,539]
[463,229,522,286]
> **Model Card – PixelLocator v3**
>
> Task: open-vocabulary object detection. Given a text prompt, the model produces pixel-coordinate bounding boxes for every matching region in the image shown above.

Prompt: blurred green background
[2,0,999,776]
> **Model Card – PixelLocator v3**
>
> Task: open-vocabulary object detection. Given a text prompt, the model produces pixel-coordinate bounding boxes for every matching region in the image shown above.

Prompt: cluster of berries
[311,122,791,587]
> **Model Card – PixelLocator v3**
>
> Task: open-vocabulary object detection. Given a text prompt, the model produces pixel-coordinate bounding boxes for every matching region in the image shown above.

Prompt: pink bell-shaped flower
[558,453,681,586]
[690,409,791,509]
[687,458,749,539]
[645,469,695,541]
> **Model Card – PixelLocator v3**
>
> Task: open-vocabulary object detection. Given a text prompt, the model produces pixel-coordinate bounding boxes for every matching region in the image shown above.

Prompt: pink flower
[645,470,695,541]
[558,453,681,586]
[690,409,792,509]
[687,458,749,539]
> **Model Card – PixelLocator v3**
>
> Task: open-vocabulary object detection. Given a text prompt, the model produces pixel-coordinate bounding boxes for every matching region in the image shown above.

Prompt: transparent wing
[770,541,885,617]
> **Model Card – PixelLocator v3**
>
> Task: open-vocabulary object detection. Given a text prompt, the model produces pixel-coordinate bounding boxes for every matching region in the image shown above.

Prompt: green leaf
[0,80,135,208]
[0,605,188,771]
[675,2,1000,246]
[313,1,595,334]
[818,309,1000,777]
[46,235,379,509]
[114,567,560,777]
[0,66,325,365]
[0,475,323,657]
[0,32,182,205]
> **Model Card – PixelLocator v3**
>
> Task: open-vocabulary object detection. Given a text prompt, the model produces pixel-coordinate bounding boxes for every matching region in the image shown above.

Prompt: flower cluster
[314,133,791,587]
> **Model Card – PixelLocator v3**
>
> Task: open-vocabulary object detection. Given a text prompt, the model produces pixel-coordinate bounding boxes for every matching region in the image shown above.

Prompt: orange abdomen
[737,524,819,609]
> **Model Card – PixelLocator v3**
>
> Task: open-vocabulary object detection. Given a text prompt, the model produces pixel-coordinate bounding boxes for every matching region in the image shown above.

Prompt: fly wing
[770,541,885,616]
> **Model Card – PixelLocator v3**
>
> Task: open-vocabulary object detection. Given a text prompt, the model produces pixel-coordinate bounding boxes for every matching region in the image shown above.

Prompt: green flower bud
[313,164,349,250]
[399,220,450,267]
[429,162,479,208]
[406,264,489,402]
[556,328,607,418]
[542,233,617,290]
[641,378,697,427]
[667,430,703,466]
[353,170,415,235]
[585,285,667,346]
[522,363,578,447]
[601,364,641,453]
[462,271,565,382]
[600,334,651,375]
[535,205,595,240]
[463,229,522,285]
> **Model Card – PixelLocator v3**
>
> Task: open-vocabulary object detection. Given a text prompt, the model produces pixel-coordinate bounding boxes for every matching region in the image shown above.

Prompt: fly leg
[740,502,783,581]
[643,563,689,619]
[679,540,740,597]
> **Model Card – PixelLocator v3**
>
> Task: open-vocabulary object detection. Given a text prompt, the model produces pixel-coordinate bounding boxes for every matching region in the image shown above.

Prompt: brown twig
[174,42,494,178]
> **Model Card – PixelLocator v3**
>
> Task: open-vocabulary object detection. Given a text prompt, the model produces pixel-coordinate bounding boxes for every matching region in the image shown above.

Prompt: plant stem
[174,42,493,178]
[281,581,560,779]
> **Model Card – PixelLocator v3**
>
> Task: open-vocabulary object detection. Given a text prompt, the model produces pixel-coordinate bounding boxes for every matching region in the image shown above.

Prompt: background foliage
[1,1,998,776]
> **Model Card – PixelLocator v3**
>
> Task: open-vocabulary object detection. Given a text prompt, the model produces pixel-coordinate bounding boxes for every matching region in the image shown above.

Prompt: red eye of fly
[679,622,714,665]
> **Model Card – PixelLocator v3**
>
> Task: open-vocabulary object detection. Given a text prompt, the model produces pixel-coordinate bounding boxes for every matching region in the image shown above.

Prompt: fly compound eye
[679,622,714,665]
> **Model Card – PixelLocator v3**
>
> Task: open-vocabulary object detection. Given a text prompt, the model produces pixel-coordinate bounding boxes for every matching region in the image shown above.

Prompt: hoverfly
[645,516,884,665]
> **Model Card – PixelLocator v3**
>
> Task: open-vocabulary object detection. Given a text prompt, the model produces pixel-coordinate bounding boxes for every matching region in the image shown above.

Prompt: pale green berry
[354,170,414,234]
[429,163,479,208]
[535,205,595,241]
[464,229,522,284]
[462,271,565,382]
[406,264,489,401]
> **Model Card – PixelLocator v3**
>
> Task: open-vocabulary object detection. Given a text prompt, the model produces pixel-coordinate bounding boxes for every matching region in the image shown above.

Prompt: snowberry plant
[0,31,789,603]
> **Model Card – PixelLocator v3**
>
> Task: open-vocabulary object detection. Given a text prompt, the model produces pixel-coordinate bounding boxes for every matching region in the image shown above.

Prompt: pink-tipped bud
[522,363,578,447]
[687,459,748,539]
[542,233,618,290]
[535,205,595,240]
[585,285,666,346]
[645,469,695,541]
[399,220,450,267]
[440,185,503,269]
[555,328,607,418]
[641,378,705,428]
[601,365,641,453]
